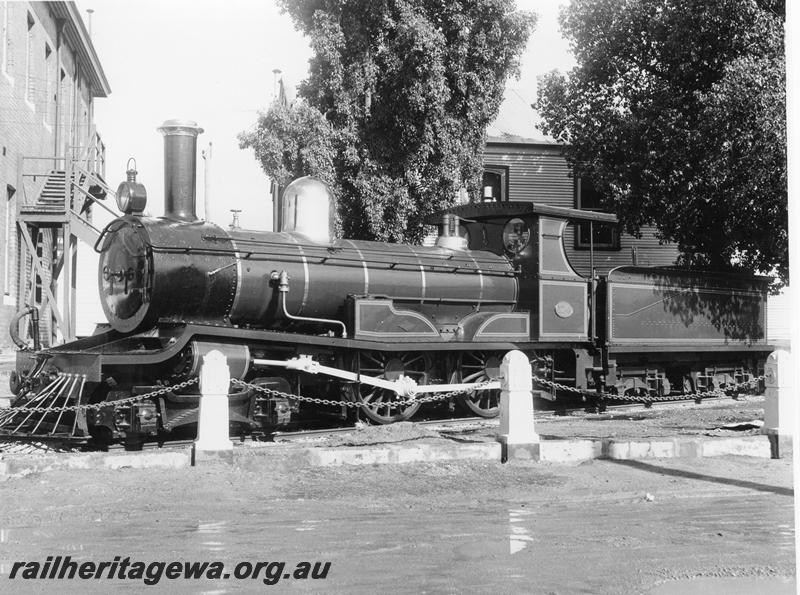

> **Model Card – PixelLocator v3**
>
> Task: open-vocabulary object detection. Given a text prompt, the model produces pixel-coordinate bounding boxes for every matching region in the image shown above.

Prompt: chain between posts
[6,377,199,413]
[230,378,500,408]
[233,374,763,409]
[531,374,766,403]
[6,372,765,414]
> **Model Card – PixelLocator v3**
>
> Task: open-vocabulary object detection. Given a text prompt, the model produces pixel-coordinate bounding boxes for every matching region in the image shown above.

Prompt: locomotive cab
[431,202,618,343]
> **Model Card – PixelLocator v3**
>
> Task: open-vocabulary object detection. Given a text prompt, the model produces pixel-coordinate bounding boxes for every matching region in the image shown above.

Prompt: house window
[481,166,508,202]
[25,11,34,105]
[575,176,620,250]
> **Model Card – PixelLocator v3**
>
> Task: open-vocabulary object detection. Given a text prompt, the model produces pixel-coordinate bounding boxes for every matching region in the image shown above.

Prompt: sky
[77,0,574,231]
[56,0,797,349]
[67,0,576,334]
[65,1,798,334]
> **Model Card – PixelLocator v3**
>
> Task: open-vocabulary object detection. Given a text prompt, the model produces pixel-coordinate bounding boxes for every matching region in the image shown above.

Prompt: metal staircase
[16,132,120,345]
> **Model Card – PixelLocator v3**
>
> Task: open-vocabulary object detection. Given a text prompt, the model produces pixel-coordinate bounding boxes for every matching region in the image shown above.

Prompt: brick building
[0,1,110,351]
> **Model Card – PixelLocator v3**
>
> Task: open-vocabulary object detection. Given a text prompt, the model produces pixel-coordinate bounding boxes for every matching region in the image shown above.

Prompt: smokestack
[157,119,204,222]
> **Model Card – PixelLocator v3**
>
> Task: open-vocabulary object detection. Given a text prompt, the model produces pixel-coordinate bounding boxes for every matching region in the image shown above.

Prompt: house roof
[486,89,557,145]
[48,2,111,98]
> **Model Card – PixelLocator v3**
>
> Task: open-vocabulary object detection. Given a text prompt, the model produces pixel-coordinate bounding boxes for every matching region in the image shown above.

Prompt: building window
[575,176,620,250]
[78,95,88,145]
[25,11,34,106]
[2,2,13,80]
[44,43,53,127]
[4,185,15,299]
[60,68,71,151]
[481,166,509,202]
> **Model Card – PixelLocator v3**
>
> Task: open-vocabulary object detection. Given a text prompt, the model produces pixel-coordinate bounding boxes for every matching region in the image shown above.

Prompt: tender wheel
[458,351,503,418]
[352,351,428,424]
[613,377,648,399]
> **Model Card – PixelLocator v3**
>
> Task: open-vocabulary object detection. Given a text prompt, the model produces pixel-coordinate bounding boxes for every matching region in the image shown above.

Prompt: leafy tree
[240,0,535,242]
[240,100,337,190]
[536,0,787,283]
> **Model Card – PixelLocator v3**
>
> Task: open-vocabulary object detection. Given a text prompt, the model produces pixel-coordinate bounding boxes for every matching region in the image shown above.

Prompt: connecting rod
[252,355,500,398]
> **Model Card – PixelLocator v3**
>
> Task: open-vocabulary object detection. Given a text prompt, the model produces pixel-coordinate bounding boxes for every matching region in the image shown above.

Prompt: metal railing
[69,126,106,178]
[18,127,111,215]
[19,155,67,208]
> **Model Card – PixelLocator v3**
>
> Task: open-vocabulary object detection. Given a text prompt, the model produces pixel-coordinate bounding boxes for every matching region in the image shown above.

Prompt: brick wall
[0,1,97,351]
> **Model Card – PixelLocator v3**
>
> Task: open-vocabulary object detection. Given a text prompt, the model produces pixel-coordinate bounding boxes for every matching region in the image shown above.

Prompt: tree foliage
[536,0,787,283]
[240,0,535,243]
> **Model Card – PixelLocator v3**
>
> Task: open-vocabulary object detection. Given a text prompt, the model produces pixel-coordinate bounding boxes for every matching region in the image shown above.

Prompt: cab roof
[428,201,619,225]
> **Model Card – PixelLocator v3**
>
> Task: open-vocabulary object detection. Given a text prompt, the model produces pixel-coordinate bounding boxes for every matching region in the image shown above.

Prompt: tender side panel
[607,267,768,345]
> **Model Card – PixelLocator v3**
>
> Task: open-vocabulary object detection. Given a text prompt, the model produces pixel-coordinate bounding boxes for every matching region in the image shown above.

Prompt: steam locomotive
[4,119,773,445]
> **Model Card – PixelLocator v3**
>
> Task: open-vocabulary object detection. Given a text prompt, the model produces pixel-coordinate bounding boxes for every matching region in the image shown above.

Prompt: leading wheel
[457,351,502,418]
[352,351,429,424]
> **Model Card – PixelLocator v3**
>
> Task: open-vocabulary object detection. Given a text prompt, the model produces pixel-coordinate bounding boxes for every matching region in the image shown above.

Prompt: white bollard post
[762,349,795,458]
[497,350,539,462]
[193,349,233,463]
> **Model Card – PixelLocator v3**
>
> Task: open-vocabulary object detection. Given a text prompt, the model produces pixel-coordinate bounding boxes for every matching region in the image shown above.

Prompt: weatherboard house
[480,90,789,344]
[481,90,678,279]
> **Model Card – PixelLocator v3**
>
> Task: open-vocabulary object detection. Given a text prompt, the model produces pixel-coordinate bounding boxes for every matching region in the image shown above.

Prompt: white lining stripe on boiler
[468,254,484,306]
[407,245,426,302]
[345,240,369,295]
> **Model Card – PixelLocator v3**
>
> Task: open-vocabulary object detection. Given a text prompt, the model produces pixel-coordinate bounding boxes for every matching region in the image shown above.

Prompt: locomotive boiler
[4,119,775,446]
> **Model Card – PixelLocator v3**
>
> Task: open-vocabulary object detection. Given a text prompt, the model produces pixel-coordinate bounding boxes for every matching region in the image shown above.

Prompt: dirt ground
[529,395,769,439]
[0,452,794,594]
[282,394,772,449]
[0,361,794,593]
[0,393,795,594]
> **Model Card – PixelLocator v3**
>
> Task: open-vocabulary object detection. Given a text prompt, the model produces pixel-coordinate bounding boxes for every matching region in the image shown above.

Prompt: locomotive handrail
[204,234,492,258]
[375,296,518,305]
[143,243,516,276]
[201,234,509,266]
[93,220,130,253]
